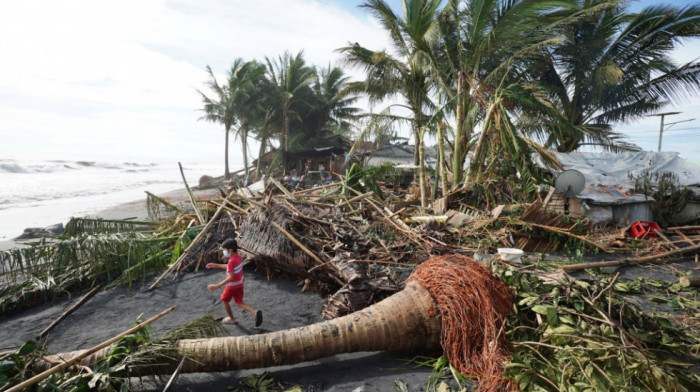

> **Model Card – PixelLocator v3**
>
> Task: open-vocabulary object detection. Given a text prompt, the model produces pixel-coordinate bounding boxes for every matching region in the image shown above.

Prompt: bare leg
[235,301,256,315]
[223,301,236,323]
[236,301,262,327]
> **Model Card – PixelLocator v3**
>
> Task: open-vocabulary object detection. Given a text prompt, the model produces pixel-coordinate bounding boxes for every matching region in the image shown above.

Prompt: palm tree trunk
[418,129,428,208]
[224,125,231,180]
[468,104,499,184]
[438,121,448,197]
[283,110,290,152]
[256,138,267,180]
[37,255,515,391]
[452,71,466,188]
[241,127,249,180]
[41,281,442,374]
[413,132,420,166]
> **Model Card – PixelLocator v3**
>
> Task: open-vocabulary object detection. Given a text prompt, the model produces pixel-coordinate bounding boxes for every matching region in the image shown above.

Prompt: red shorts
[221,284,244,304]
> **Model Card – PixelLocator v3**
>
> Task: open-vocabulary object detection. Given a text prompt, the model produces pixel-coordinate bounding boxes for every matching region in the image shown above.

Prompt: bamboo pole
[292,182,340,196]
[7,306,176,392]
[561,243,700,272]
[269,176,295,199]
[679,276,700,287]
[673,230,697,246]
[336,191,373,209]
[37,286,102,340]
[178,162,206,225]
[148,193,235,291]
[667,225,700,231]
[269,222,324,266]
[653,228,679,250]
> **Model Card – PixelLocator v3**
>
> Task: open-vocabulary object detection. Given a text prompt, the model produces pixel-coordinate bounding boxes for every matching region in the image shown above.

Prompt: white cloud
[0,0,390,162]
[0,0,697,163]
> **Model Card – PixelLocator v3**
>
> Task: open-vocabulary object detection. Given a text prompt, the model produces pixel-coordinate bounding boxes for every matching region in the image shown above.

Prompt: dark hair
[221,238,238,252]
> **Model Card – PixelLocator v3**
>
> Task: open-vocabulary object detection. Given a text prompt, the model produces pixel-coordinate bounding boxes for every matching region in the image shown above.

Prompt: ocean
[0,158,229,240]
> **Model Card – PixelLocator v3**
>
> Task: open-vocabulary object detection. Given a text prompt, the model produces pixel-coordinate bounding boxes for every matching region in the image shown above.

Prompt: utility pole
[650,112,680,152]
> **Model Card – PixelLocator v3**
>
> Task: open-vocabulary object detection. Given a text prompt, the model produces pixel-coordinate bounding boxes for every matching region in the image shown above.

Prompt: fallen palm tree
[40,255,516,392]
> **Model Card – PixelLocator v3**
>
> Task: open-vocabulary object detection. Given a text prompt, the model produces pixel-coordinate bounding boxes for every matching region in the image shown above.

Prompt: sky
[0,0,699,166]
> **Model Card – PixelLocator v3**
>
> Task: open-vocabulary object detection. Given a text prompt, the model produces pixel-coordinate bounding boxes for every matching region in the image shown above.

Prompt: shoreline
[0,186,222,251]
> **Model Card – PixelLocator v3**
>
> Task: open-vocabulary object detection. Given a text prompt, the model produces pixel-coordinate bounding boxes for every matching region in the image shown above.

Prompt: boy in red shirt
[206,238,262,326]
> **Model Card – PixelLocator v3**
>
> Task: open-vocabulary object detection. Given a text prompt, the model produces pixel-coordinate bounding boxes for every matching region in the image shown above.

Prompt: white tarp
[546,151,700,187]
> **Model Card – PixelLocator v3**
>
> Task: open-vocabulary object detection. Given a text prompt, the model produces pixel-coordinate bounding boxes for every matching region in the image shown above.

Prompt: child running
[206,238,263,326]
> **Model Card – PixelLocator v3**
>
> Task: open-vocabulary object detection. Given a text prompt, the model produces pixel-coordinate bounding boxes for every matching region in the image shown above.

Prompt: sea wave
[0,159,159,174]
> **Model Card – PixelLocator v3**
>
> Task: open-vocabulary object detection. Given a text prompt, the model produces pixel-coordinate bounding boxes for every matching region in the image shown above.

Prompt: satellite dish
[553,169,585,215]
[554,169,585,197]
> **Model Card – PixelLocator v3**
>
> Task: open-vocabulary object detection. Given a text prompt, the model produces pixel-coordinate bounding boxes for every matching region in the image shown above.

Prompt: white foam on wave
[0,158,230,240]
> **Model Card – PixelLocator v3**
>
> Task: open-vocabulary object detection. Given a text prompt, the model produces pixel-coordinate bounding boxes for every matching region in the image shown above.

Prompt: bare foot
[222,317,237,324]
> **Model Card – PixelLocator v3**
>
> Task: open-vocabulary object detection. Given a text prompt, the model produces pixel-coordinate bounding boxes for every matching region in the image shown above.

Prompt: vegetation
[0,217,196,316]
[196,0,700,208]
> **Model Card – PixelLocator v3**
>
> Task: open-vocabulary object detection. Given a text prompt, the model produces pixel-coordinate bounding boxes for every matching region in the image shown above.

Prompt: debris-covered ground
[1,177,699,391]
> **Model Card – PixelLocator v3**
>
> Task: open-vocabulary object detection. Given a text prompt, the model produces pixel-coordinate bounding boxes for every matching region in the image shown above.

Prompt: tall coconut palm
[233,61,268,177]
[339,0,441,207]
[305,65,361,145]
[198,60,264,179]
[263,51,317,153]
[520,1,700,152]
[430,0,572,187]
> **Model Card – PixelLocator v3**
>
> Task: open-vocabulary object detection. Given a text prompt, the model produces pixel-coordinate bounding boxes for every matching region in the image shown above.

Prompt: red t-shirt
[226,253,244,286]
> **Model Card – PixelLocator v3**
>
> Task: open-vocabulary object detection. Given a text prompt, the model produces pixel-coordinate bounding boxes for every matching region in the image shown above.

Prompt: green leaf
[532,305,558,325]
[17,341,36,356]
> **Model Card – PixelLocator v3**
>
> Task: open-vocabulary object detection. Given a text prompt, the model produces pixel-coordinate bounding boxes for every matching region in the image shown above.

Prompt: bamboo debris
[270,221,325,266]
[148,192,236,291]
[161,356,187,392]
[269,176,295,199]
[9,306,176,392]
[178,162,205,225]
[36,285,102,340]
[145,191,184,214]
[561,243,700,272]
[336,191,373,208]
[514,219,608,253]
[679,276,700,287]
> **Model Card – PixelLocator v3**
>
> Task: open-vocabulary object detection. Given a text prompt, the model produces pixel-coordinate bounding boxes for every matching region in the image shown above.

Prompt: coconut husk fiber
[409,254,515,392]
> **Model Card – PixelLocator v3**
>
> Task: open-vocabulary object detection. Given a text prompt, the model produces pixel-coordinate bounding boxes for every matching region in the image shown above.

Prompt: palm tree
[304,65,361,145]
[198,60,264,179]
[520,1,700,152]
[339,0,441,207]
[263,51,317,153]
[429,0,571,187]
[232,61,267,177]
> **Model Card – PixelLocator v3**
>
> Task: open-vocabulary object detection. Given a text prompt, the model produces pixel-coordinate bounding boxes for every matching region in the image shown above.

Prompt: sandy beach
[0,188,447,392]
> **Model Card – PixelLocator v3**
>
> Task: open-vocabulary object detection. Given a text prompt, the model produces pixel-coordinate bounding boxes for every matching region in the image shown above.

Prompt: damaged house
[537,151,700,226]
